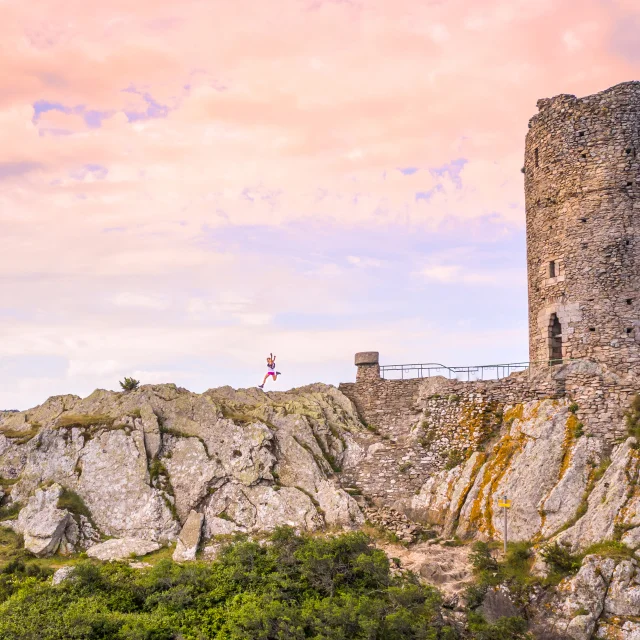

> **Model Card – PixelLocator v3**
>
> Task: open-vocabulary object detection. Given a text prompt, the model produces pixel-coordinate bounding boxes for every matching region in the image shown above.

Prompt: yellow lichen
[503,404,524,424]
[558,414,579,481]
[467,432,525,538]
[458,400,501,445]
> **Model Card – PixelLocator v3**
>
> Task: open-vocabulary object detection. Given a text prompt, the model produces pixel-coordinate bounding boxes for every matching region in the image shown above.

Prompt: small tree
[119,377,140,392]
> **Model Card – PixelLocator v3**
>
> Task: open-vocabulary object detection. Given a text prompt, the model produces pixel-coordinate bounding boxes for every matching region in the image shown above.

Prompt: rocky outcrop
[0,383,366,555]
[87,538,161,561]
[533,556,640,640]
[556,438,640,553]
[52,566,76,585]
[3,484,78,557]
[412,399,615,545]
[173,510,203,562]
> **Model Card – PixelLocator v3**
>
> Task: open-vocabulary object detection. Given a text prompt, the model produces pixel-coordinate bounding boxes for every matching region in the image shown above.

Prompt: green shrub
[582,540,635,560]
[0,528,458,639]
[57,488,93,523]
[568,402,579,414]
[444,449,464,470]
[625,394,640,440]
[540,543,581,576]
[468,612,532,639]
[470,542,497,572]
[119,377,140,392]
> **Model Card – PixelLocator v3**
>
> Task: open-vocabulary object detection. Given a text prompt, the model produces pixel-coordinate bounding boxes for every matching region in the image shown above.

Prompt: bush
[445,449,465,470]
[568,402,579,414]
[540,543,581,575]
[626,394,640,440]
[120,377,140,392]
[470,542,497,572]
[0,528,457,639]
[468,612,532,639]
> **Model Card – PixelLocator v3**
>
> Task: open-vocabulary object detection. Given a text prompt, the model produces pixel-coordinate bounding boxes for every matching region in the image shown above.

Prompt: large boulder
[556,438,640,552]
[203,483,323,537]
[534,555,617,640]
[87,537,161,561]
[414,400,604,543]
[173,510,203,562]
[9,484,77,557]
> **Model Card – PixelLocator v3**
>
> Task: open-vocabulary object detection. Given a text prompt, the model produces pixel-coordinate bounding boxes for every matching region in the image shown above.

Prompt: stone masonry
[525,81,640,372]
[338,353,638,513]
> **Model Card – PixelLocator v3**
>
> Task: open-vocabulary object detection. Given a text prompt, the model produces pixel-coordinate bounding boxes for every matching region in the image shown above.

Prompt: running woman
[258,353,281,389]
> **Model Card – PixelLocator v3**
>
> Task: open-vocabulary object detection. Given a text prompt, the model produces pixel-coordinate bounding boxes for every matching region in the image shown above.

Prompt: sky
[1,0,639,410]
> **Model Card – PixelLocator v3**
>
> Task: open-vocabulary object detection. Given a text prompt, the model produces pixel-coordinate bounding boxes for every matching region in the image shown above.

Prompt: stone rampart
[338,354,638,511]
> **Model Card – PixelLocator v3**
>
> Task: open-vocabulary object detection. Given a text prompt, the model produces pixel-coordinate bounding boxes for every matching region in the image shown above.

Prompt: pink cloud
[1,0,639,407]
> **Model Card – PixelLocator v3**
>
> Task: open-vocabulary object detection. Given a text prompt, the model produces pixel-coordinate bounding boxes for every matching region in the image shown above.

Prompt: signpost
[498,495,511,554]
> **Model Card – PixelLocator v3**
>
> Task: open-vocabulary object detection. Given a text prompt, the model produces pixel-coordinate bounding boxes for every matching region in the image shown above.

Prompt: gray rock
[556,438,638,552]
[541,555,617,640]
[173,510,203,562]
[479,587,521,623]
[604,559,640,617]
[52,566,75,585]
[11,484,77,557]
[87,537,161,561]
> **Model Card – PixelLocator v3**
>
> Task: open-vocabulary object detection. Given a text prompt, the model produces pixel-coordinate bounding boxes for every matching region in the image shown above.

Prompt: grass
[148,459,178,520]
[444,449,465,470]
[625,394,640,442]
[466,541,536,609]
[55,414,115,430]
[57,488,94,524]
[0,424,41,445]
[582,540,635,560]
[0,502,22,521]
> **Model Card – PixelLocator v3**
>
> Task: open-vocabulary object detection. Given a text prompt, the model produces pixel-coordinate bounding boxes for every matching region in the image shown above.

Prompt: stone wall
[338,356,638,512]
[525,81,640,372]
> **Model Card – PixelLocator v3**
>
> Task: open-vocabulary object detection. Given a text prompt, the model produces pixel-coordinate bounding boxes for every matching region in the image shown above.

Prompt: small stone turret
[525,81,640,372]
[355,351,380,382]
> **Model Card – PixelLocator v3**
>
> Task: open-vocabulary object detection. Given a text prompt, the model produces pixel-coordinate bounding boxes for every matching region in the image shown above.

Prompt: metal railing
[379,359,567,382]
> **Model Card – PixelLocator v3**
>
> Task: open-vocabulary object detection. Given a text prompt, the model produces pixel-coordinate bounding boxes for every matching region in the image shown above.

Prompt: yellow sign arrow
[498,500,511,508]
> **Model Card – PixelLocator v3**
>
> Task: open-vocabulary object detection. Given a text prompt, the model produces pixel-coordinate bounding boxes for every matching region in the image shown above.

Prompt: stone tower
[525,81,640,372]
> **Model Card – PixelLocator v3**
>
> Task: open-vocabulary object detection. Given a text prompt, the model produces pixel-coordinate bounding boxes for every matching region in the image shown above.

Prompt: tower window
[581,153,587,159]
[627,299,633,305]
[627,182,633,187]
[580,218,587,223]
[548,261,557,278]
[579,131,585,137]
[627,328,633,334]
[589,327,596,332]
[534,148,539,168]
[626,148,633,155]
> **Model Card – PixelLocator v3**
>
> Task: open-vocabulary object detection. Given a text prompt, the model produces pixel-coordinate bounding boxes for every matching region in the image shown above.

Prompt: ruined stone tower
[525,81,640,372]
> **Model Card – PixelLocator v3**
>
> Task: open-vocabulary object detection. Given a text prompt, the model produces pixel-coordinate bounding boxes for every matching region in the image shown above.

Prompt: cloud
[419,265,496,285]
[110,293,169,309]
[0,0,635,408]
